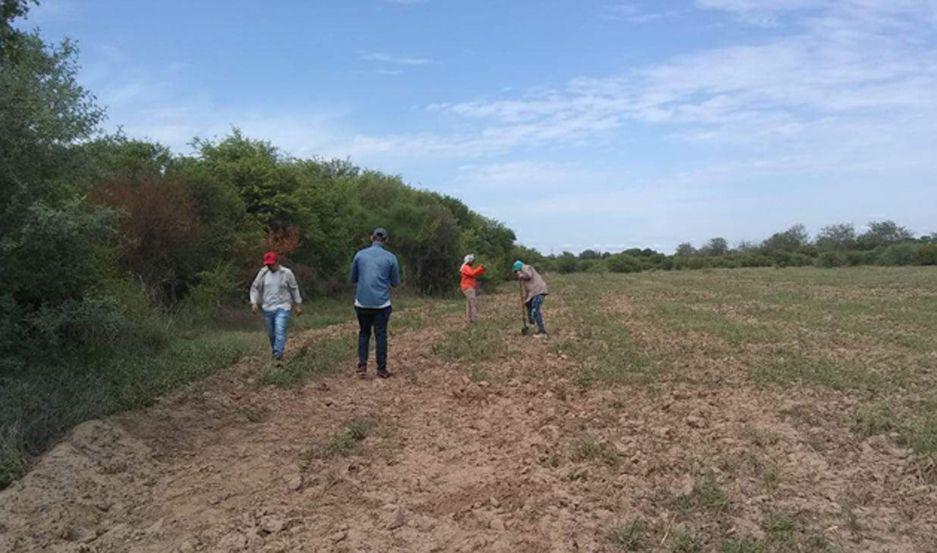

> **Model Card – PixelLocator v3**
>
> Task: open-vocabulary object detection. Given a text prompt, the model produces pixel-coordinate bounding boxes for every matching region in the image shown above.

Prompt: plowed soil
[2,272,936,552]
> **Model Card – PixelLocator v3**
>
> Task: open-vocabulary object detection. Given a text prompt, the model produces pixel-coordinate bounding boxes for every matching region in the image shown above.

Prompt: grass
[261,334,354,387]
[673,472,730,514]
[569,434,620,467]
[0,328,264,489]
[0,294,364,489]
[431,320,510,361]
[301,417,377,463]
[609,520,647,551]
[669,529,702,553]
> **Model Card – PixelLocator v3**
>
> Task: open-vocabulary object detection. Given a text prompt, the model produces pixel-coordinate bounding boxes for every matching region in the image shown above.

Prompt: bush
[876,243,917,266]
[556,254,580,274]
[815,251,847,268]
[915,244,937,265]
[607,254,643,273]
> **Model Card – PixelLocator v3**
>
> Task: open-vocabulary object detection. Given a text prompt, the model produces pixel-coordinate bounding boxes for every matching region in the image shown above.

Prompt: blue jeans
[263,308,291,360]
[526,294,546,333]
[356,306,392,372]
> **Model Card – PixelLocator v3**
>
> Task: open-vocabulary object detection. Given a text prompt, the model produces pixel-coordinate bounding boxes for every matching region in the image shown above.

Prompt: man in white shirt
[250,251,303,362]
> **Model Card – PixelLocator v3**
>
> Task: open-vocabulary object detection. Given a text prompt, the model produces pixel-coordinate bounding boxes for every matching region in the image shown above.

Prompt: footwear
[356,364,367,378]
[533,331,548,339]
[376,369,393,379]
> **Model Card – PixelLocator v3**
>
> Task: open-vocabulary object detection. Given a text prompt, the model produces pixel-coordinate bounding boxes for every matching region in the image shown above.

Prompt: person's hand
[251,303,259,315]
[294,305,303,316]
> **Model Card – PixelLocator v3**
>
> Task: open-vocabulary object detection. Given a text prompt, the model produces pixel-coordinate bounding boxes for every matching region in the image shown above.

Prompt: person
[350,228,400,378]
[250,251,303,362]
[460,254,485,323]
[513,259,548,337]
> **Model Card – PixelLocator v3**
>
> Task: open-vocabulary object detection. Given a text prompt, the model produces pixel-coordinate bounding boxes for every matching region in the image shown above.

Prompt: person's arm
[249,268,265,313]
[286,269,303,313]
[474,265,485,277]
[390,256,401,287]
[349,254,359,283]
[517,266,533,280]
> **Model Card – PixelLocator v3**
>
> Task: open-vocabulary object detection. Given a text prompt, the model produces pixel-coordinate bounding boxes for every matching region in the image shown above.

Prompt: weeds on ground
[0,329,263,489]
[431,321,508,361]
[261,335,353,387]
[609,519,647,551]
[765,512,796,547]
[750,353,885,393]
[674,472,730,513]
[569,434,620,467]
[744,427,782,447]
[301,417,377,464]
[669,529,702,553]
[719,537,765,553]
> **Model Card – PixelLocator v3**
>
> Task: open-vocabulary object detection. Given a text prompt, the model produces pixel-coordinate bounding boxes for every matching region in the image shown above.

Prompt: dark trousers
[355,306,392,371]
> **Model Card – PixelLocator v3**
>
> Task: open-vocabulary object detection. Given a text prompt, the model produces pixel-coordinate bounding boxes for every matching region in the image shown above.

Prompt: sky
[21,0,937,254]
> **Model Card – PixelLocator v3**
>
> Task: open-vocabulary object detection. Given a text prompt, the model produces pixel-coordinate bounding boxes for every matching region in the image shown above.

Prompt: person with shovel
[460,254,485,323]
[513,260,548,337]
[250,251,303,363]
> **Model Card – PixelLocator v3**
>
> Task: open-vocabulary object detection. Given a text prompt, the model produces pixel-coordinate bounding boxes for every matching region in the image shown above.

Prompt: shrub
[607,254,643,273]
[915,244,937,265]
[556,254,580,274]
[815,251,846,268]
[876,243,917,266]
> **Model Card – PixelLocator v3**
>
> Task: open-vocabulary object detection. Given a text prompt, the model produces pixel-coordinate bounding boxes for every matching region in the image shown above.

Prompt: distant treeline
[529,222,937,274]
[1,6,518,370]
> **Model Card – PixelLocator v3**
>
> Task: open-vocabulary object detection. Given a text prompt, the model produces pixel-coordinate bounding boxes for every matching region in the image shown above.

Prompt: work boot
[376,369,393,379]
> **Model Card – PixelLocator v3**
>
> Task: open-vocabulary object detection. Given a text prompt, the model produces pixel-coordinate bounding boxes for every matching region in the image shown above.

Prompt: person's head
[263,251,280,271]
[463,254,475,266]
[371,227,389,243]
[512,260,524,272]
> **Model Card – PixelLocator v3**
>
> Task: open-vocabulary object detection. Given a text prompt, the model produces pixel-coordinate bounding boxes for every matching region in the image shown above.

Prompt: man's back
[351,243,400,308]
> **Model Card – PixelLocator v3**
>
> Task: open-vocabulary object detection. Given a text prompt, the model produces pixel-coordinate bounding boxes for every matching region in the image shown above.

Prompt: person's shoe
[356,364,367,378]
[533,331,548,339]
[376,369,393,379]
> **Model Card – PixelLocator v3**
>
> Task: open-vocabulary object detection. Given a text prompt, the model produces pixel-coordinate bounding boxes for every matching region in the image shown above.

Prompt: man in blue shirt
[350,228,400,378]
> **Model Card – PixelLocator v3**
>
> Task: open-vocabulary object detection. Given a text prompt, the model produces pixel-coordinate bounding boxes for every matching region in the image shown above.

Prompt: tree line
[0,2,519,372]
[532,221,937,274]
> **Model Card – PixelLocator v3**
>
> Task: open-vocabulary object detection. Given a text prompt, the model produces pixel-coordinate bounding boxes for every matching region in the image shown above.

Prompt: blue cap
[512,260,524,271]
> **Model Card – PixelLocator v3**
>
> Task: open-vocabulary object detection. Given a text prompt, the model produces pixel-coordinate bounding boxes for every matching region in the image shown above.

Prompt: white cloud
[360,52,433,66]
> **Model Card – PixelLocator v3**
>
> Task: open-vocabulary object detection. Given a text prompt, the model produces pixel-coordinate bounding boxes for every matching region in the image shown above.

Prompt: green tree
[815,223,856,251]
[1,0,117,364]
[701,237,729,256]
[675,243,696,257]
[761,224,810,253]
[858,220,914,250]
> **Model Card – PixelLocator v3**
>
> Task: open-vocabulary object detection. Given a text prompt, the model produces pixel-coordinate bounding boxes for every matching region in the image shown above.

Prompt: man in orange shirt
[460,254,485,323]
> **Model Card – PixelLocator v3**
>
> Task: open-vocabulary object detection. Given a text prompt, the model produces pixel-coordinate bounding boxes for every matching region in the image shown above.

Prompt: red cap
[263,251,278,266]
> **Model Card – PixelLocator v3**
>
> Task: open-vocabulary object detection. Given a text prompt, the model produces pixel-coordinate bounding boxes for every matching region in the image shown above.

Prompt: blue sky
[23,0,937,253]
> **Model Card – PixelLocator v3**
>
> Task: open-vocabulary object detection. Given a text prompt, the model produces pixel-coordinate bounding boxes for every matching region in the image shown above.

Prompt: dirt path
[2,289,935,552]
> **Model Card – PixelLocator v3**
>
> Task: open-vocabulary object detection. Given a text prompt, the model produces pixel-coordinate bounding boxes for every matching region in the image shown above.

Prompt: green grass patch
[609,519,647,551]
[674,472,730,513]
[302,417,377,462]
[0,329,264,489]
[261,334,354,387]
[750,352,887,392]
[569,434,620,467]
[669,529,702,553]
[431,321,508,361]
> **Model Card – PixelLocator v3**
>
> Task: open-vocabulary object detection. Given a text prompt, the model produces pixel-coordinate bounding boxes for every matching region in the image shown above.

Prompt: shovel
[519,282,531,335]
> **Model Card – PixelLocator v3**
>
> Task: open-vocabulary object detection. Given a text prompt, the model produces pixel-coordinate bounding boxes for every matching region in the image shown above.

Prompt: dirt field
[2,268,936,552]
